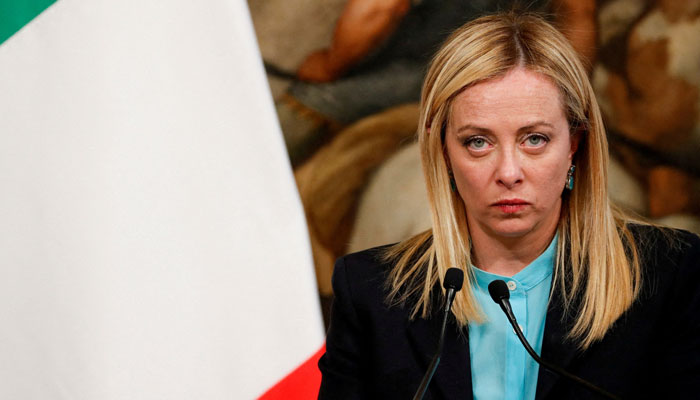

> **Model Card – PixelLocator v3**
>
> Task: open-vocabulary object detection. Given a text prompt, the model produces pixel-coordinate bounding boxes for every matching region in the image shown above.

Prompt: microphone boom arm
[412,268,463,400]
[492,282,621,400]
[411,287,455,400]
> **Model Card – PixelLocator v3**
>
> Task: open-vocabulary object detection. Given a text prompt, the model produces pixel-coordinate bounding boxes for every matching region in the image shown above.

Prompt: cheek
[452,163,491,200]
[529,158,570,201]
[453,166,480,186]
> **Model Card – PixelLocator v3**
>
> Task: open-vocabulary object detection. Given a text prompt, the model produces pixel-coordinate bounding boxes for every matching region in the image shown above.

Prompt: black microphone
[412,268,464,400]
[487,280,620,400]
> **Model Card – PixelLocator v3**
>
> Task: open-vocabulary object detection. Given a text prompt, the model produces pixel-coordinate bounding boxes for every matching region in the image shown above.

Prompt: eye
[523,133,549,147]
[464,136,490,150]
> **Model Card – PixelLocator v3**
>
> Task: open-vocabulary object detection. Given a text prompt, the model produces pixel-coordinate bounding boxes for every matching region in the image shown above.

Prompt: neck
[469,219,558,277]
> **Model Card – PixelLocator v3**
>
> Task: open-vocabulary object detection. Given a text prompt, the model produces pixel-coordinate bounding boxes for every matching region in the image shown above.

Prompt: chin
[487,220,535,238]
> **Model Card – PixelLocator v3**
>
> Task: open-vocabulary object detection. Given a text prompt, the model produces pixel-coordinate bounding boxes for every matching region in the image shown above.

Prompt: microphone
[412,268,464,400]
[487,280,620,400]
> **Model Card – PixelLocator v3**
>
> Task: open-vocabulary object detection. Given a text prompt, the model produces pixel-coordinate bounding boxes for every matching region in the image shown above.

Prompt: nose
[495,148,524,189]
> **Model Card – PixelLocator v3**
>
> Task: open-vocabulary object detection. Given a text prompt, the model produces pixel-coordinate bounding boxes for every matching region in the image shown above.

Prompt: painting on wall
[250,0,700,323]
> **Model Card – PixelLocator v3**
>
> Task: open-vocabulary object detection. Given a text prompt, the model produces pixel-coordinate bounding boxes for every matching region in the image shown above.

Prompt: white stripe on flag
[0,0,324,398]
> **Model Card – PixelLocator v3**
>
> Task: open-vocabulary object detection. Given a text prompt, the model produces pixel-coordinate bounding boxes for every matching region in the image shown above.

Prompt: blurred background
[248,0,700,325]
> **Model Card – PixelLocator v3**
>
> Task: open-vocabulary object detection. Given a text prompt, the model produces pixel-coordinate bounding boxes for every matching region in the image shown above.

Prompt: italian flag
[0,1,324,398]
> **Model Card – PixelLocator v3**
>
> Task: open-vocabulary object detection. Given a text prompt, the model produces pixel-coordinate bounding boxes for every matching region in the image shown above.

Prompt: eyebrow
[456,120,555,134]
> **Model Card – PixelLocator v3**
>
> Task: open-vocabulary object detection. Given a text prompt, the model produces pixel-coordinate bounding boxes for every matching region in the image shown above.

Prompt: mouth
[491,199,529,213]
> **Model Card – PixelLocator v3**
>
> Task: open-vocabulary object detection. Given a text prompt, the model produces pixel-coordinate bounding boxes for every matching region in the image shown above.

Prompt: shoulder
[336,244,394,277]
[619,227,700,394]
[625,223,700,303]
[332,244,396,307]
[626,222,699,245]
[626,223,700,269]
[320,244,428,398]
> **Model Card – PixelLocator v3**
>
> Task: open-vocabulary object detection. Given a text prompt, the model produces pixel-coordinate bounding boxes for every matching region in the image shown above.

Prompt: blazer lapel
[407,313,472,399]
[535,286,580,399]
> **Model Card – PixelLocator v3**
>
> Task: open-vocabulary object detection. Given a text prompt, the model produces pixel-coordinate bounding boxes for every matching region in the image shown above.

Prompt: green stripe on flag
[0,0,57,45]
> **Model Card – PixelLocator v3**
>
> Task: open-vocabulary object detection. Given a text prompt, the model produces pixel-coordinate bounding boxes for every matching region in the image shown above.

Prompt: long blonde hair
[385,12,641,350]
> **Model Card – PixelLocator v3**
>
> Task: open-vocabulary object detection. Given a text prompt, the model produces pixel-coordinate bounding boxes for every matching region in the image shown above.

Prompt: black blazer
[318,225,700,399]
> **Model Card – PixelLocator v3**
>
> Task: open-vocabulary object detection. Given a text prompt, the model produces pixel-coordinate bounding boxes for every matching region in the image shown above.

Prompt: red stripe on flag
[258,344,326,399]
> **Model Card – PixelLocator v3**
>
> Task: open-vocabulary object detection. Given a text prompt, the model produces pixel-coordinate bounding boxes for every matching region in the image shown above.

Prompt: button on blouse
[468,235,557,400]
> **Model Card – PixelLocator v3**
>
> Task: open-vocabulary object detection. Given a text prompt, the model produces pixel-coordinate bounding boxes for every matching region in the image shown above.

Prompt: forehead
[449,68,567,129]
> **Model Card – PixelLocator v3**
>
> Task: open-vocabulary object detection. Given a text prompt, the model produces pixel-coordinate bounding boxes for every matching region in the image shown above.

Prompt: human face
[444,68,578,241]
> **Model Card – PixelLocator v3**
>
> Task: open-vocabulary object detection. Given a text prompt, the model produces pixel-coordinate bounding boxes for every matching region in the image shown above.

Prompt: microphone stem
[412,288,455,400]
[500,301,621,400]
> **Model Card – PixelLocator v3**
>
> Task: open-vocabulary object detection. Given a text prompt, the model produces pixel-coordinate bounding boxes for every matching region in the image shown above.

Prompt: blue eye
[525,134,548,146]
[466,137,488,149]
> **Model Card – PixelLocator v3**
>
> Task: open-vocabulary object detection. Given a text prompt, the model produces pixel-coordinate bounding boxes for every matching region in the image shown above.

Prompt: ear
[568,127,582,161]
[443,145,452,171]
[432,124,453,171]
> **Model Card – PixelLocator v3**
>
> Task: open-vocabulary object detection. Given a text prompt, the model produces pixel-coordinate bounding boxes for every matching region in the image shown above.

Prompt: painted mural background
[249,0,700,323]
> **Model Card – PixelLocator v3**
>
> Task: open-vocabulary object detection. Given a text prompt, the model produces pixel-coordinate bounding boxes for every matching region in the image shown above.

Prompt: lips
[492,199,529,213]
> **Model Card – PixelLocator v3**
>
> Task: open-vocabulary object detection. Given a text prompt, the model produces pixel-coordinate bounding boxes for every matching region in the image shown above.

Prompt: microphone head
[443,268,464,291]
[488,280,510,304]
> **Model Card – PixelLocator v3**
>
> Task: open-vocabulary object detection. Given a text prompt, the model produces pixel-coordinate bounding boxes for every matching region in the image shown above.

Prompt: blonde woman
[318,12,700,400]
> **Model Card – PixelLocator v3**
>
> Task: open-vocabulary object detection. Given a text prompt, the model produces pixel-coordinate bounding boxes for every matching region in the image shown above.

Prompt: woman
[318,12,700,400]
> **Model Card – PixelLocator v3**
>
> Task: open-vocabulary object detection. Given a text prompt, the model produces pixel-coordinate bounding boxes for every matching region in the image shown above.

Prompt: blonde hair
[385,12,641,350]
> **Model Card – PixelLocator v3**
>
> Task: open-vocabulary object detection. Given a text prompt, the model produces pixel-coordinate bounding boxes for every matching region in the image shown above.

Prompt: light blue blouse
[468,235,557,400]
